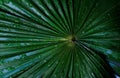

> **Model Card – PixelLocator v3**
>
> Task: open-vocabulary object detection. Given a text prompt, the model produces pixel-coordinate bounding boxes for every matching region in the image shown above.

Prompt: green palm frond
[0,0,120,78]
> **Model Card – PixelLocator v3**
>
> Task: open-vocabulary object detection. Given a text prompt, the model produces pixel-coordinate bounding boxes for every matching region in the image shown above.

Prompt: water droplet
[91,73,94,76]
[48,64,50,67]
[44,60,47,62]
[54,74,57,78]
[82,31,85,34]
[38,55,41,58]
[54,45,58,47]
[15,20,19,23]
[20,43,25,46]
[48,42,51,44]
[106,49,112,54]
[8,76,12,78]
[2,69,9,73]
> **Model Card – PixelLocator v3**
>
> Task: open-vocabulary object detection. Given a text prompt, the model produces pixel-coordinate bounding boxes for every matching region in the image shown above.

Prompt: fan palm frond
[0,0,120,78]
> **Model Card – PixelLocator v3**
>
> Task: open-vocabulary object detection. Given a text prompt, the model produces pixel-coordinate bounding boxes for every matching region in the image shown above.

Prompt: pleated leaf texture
[0,0,120,78]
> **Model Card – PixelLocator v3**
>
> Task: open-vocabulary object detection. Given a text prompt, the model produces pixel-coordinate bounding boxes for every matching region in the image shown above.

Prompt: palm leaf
[0,0,120,78]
